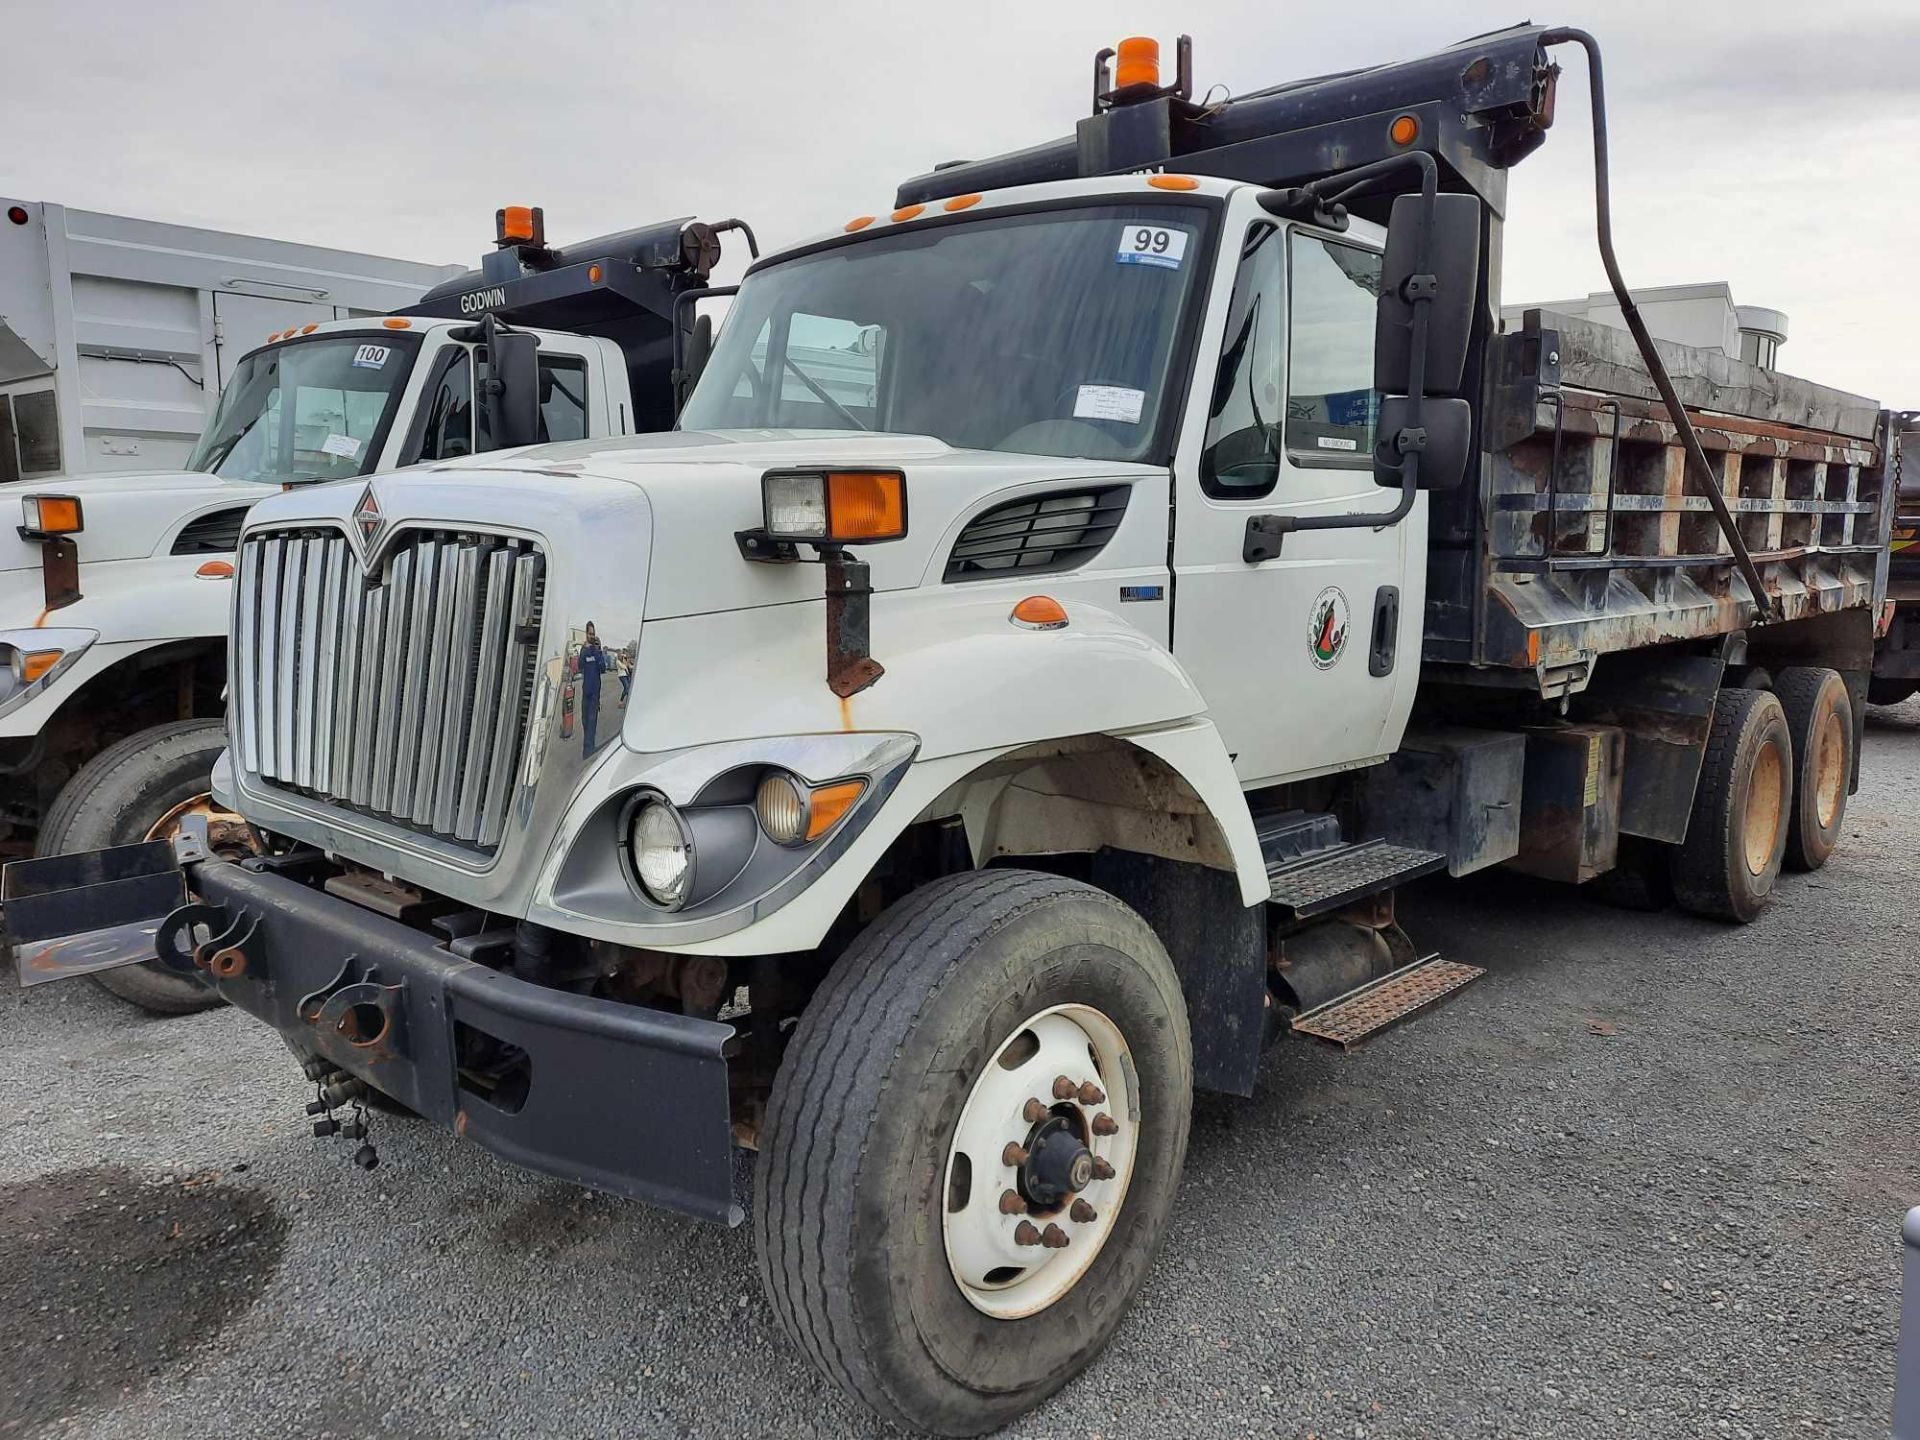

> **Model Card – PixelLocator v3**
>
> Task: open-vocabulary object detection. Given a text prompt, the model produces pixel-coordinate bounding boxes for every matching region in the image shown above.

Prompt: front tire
[754,870,1192,1437]
[1671,688,1791,923]
[35,719,230,1015]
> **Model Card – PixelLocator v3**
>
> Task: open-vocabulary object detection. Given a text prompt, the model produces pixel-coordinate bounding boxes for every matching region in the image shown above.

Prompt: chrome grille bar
[237,526,545,855]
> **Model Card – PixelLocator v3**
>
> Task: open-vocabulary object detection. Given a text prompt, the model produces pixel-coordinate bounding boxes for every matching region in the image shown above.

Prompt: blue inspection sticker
[1116,224,1188,270]
[1120,585,1165,603]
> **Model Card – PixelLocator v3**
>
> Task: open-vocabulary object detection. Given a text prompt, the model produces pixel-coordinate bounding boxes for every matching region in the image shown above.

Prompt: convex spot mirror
[1374,192,1482,397]
[1374,395,1471,492]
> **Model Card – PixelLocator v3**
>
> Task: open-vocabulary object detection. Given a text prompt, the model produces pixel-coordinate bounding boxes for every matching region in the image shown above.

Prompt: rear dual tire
[755,869,1191,1436]
[1672,687,1791,923]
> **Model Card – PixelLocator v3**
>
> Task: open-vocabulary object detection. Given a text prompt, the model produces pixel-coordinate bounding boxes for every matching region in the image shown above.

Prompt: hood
[408,428,1162,620]
[0,470,273,572]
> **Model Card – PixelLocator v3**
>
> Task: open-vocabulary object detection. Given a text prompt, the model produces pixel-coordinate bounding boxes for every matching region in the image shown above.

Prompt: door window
[417,351,475,461]
[1200,226,1284,497]
[538,356,588,441]
[1285,234,1381,467]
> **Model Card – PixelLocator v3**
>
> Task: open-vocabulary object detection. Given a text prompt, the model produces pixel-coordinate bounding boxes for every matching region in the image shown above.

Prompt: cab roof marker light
[382,317,412,330]
[845,215,876,232]
[943,194,982,212]
[890,204,925,223]
[1146,175,1200,191]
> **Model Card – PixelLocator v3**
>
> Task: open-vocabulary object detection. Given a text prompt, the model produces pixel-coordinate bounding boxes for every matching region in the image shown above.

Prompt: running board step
[1264,838,1446,918]
[1290,955,1486,1050]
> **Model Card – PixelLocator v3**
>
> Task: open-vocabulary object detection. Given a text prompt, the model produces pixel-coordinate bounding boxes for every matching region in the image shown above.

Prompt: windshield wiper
[782,355,868,431]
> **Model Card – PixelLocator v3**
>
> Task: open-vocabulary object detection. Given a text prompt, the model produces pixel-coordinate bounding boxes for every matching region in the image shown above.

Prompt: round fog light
[631,798,693,908]
[755,771,808,847]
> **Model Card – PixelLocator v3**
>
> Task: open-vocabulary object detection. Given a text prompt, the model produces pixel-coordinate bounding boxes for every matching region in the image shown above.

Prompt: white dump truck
[1,208,746,1011]
[9,26,1899,1436]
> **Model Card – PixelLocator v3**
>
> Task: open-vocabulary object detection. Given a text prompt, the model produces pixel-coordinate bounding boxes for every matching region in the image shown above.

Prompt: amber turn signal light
[20,495,82,536]
[762,470,907,545]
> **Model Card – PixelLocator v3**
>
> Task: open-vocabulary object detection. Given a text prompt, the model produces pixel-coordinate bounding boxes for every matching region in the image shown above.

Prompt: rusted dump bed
[1424,311,1895,691]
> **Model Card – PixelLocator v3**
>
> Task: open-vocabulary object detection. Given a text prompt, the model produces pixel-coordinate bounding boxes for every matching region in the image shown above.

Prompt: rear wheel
[1774,667,1852,872]
[754,869,1192,1436]
[1671,688,1790,923]
[36,720,245,1015]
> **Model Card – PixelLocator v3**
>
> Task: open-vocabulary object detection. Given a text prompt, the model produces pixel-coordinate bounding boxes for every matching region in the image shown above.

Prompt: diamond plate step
[1290,956,1486,1050]
[1264,838,1446,918]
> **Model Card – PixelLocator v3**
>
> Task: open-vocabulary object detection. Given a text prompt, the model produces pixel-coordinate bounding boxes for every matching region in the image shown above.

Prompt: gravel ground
[3,701,1918,1439]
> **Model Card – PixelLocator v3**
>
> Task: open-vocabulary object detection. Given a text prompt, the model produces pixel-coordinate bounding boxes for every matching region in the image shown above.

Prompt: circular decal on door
[1308,586,1351,670]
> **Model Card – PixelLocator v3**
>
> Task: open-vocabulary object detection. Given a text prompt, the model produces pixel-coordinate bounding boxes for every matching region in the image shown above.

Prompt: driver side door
[1168,215,1424,787]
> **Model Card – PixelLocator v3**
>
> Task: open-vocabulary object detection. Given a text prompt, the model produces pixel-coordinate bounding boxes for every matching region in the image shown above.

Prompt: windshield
[187,334,422,483]
[680,202,1212,464]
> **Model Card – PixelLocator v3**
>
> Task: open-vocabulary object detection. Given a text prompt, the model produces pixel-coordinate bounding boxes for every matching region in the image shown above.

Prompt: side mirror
[1374,396,1471,492]
[479,314,541,451]
[1374,192,1482,396]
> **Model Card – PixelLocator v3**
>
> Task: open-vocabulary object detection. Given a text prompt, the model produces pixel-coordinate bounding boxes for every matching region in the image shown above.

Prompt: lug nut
[1001,1142,1029,1168]
[1070,1199,1098,1224]
[1077,1081,1106,1105]
[1091,1113,1119,1136]
[1051,1075,1077,1101]
[997,1188,1026,1216]
[1091,1157,1116,1181]
[1014,1221,1042,1247]
[1040,1223,1070,1249]
[1022,1098,1049,1125]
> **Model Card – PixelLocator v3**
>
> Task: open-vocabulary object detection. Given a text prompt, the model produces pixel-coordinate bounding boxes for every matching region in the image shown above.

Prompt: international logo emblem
[352,483,384,554]
[1308,585,1350,670]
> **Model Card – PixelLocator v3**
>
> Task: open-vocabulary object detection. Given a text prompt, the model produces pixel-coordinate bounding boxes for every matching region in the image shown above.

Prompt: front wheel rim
[941,1003,1138,1320]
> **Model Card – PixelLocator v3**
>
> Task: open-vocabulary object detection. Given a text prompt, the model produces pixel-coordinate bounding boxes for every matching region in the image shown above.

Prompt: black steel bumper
[10,850,741,1225]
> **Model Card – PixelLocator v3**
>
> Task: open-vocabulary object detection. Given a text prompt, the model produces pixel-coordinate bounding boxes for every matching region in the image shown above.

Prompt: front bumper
[11,849,741,1225]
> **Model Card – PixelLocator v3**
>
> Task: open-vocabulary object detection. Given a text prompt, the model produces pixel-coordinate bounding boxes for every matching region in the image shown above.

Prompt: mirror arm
[1540,27,1773,621]
[1243,152,1438,562]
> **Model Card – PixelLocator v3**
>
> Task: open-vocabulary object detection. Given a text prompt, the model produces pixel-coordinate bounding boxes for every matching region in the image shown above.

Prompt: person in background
[575,621,612,752]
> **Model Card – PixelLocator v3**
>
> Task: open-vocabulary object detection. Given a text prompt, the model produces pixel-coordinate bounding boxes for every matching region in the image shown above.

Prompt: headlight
[630,797,694,908]
[754,770,866,848]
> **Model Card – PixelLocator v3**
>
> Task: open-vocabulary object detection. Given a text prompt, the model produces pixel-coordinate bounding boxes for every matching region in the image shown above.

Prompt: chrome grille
[236,526,545,853]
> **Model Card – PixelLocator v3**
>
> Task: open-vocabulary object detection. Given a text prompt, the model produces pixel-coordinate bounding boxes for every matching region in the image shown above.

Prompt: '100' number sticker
[1116,224,1188,270]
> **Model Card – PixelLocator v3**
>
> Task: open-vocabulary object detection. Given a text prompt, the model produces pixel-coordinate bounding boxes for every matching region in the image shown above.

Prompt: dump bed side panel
[1424,311,1892,689]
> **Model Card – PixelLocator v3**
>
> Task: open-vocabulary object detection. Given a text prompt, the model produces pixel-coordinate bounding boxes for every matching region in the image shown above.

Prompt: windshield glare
[187,334,420,483]
[680,203,1210,464]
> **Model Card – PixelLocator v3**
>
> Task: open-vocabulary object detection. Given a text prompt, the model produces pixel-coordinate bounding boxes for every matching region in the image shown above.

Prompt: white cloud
[8,0,1914,399]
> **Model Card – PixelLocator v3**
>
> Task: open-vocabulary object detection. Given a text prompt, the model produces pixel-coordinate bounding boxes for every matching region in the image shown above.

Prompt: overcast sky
[7,0,1916,400]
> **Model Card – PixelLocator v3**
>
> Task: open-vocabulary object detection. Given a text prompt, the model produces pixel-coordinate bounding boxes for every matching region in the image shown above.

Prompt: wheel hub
[1021,1114,1093,1210]
[940,1003,1138,1320]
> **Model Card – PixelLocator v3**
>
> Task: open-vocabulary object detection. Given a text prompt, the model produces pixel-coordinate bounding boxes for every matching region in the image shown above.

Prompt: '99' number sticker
[1116,224,1188,270]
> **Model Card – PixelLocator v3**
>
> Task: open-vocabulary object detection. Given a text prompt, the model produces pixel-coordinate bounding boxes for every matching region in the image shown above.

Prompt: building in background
[1503,280,1789,369]
[0,198,461,482]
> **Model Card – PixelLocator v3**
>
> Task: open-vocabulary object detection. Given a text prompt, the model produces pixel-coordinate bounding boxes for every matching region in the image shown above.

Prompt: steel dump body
[1428,309,1893,688]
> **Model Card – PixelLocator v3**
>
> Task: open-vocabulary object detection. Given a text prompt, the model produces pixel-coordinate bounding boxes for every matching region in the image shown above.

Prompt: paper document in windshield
[1074,385,1146,424]
[320,433,362,459]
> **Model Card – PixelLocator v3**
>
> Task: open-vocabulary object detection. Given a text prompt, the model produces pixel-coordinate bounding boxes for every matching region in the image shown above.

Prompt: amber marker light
[1147,174,1199,191]
[1390,113,1420,146]
[890,204,925,223]
[1011,596,1069,631]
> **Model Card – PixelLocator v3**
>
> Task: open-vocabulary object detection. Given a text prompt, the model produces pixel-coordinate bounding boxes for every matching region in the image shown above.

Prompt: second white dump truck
[1,209,745,1010]
[10,26,1899,1436]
